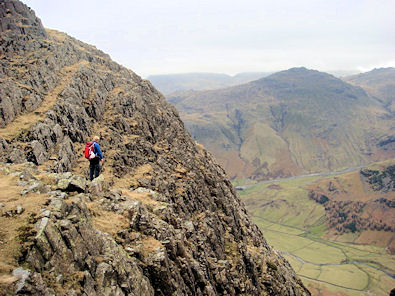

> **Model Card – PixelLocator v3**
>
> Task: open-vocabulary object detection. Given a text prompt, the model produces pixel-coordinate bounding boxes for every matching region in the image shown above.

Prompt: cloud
[23,0,395,76]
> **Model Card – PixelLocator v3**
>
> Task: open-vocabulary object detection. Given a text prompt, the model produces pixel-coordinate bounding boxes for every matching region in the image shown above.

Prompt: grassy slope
[238,163,395,296]
[172,68,394,181]
[344,67,395,112]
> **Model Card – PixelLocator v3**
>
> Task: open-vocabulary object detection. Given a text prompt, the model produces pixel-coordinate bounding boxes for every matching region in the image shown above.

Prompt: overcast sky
[22,0,395,77]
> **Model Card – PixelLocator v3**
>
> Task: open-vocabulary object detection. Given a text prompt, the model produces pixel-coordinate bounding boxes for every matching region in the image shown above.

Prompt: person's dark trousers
[89,157,101,181]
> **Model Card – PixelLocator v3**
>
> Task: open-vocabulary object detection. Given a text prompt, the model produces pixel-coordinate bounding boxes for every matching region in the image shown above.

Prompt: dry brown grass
[88,202,128,237]
[46,29,67,42]
[140,236,163,257]
[111,164,152,189]
[121,190,160,206]
[307,170,387,203]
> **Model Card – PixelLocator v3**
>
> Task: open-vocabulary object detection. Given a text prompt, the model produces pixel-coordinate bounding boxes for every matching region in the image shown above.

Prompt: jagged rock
[12,267,31,293]
[0,1,310,295]
[24,196,155,295]
[0,0,47,37]
[56,175,86,193]
[20,181,49,195]
[88,174,107,195]
[8,148,25,163]
[19,169,36,181]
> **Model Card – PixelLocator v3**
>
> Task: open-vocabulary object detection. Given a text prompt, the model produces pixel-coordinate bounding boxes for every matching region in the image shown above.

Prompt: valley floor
[238,169,395,296]
[253,216,394,296]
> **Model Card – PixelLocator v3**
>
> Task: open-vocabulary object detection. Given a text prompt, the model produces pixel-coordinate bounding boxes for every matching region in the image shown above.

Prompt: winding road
[241,165,365,189]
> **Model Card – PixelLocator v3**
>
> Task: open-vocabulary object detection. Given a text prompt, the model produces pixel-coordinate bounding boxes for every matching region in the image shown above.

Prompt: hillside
[0,0,309,295]
[344,67,395,113]
[239,160,395,295]
[147,72,269,95]
[169,67,394,181]
[308,160,394,251]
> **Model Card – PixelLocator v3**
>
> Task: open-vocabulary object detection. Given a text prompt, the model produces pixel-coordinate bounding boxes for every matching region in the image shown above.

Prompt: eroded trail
[0,60,89,140]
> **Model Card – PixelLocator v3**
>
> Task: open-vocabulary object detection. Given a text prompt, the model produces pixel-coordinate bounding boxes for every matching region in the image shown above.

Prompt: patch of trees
[360,165,395,192]
[309,189,394,235]
[308,191,329,204]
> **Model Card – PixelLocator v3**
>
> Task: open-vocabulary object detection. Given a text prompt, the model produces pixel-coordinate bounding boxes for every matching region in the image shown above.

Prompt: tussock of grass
[121,190,161,206]
[140,236,163,257]
[88,202,128,237]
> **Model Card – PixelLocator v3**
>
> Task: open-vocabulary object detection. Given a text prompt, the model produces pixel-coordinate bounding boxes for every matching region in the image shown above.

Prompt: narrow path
[298,274,366,292]
[0,60,89,140]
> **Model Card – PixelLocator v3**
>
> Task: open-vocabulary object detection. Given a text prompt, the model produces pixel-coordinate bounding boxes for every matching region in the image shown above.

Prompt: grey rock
[20,181,40,195]
[88,174,106,195]
[8,148,25,163]
[57,175,86,193]
[16,204,24,214]
[19,169,36,181]
[12,267,31,293]
[17,180,28,186]
[40,209,51,217]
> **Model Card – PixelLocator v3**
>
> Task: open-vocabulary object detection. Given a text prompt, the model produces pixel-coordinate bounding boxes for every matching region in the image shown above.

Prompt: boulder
[57,175,86,193]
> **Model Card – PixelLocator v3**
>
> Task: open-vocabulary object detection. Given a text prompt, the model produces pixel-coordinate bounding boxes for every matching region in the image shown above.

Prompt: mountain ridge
[344,67,395,113]
[147,72,270,95]
[169,67,394,181]
[0,0,309,295]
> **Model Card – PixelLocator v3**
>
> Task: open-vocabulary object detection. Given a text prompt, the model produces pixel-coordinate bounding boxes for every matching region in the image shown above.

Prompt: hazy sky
[23,0,395,77]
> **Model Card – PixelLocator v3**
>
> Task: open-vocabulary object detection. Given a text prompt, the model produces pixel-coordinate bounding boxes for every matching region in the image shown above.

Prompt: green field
[238,176,395,296]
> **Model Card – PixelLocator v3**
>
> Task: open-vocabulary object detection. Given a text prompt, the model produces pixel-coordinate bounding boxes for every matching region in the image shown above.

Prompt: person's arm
[94,143,103,160]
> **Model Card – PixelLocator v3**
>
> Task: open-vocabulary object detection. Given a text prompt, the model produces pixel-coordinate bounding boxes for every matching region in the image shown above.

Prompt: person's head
[93,135,100,142]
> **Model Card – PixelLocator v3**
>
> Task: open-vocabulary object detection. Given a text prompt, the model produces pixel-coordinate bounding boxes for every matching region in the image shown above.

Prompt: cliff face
[0,1,309,295]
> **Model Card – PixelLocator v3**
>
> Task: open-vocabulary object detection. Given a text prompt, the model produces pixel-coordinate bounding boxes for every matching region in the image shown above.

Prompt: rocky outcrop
[23,191,154,296]
[0,0,46,37]
[0,1,310,295]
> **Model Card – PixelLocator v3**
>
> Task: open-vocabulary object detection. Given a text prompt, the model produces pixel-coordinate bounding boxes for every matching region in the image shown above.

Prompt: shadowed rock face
[0,0,46,37]
[0,1,310,295]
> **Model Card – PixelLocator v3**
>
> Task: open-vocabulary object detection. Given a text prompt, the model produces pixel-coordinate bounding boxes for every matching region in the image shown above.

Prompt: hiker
[85,135,104,181]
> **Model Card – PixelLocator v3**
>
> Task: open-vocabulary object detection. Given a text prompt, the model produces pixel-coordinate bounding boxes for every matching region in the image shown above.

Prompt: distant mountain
[147,72,270,94]
[344,67,395,112]
[169,67,394,181]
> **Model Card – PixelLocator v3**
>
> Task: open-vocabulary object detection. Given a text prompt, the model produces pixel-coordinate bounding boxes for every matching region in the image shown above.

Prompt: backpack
[84,142,96,159]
